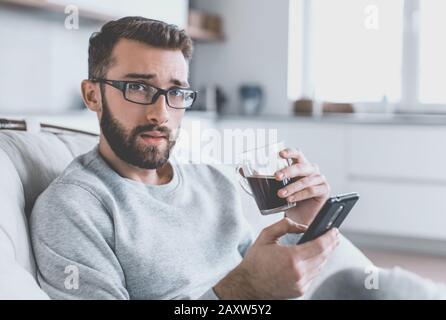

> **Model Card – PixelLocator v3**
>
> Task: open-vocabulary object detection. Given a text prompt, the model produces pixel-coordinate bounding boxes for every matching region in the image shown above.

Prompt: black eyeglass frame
[90,78,197,110]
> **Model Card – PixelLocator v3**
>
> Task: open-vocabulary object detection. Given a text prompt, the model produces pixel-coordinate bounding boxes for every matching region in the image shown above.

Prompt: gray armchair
[0,119,98,299]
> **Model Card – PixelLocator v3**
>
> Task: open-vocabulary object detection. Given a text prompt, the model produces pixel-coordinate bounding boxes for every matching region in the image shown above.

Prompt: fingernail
[276,172,284,179]
[281,189,288,196]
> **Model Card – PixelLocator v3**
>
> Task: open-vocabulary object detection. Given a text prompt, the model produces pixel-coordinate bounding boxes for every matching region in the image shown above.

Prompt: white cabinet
[346,125,446,181]
[343,180,446,240]
[342,124,446,242]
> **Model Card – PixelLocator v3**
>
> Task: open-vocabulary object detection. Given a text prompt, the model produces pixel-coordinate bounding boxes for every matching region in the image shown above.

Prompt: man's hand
[213,218,340,299]
[274,148,330,226]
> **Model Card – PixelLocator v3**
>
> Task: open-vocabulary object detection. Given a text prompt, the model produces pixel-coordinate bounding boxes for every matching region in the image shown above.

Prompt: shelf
[0,0,116,21]
[1,0,192,25]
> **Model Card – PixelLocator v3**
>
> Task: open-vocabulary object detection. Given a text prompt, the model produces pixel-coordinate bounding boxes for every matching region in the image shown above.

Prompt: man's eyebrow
[123,73,189,87]
[124,73,155,80]
[171,78,190,88]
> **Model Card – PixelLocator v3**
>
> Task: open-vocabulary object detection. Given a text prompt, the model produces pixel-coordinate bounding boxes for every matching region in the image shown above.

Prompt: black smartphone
[297,192,359,245]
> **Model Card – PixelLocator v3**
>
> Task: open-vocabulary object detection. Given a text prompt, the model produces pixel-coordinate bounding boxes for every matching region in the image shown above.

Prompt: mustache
[131,124,173,140]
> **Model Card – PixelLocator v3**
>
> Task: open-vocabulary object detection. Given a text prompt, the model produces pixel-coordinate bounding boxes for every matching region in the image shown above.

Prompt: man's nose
[145,94,169,125]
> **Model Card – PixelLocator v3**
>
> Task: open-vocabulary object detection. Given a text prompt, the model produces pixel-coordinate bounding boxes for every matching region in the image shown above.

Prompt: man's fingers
[275,163,319,181]
[295,228,340,260]
[294,264,324,294]
[258,218,308,244]
[277,174,326,198]
[290,241,333,296]
[285,184,329,203]
[302,254,329,274]
[291,255,328,296]
[279,148,309,164]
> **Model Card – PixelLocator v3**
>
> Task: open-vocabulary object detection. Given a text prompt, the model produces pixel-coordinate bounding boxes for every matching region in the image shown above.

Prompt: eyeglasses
[90,78,197,109]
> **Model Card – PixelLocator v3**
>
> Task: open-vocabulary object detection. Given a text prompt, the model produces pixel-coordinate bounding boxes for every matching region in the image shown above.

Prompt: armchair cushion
[0,128,98,299]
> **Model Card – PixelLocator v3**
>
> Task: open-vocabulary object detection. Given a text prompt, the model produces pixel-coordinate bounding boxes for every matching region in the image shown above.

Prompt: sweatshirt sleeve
[197,287,220,300]
[30,182,129,300]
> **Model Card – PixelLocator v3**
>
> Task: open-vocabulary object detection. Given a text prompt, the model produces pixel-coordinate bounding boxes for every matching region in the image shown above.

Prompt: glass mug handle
[235,164,253,196]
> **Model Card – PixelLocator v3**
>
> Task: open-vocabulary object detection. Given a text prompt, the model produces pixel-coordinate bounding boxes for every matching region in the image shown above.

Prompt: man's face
[99,39,188,169]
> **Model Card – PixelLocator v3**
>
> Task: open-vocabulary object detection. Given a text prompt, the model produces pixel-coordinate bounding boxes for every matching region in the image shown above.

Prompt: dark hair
[88,16,193,79]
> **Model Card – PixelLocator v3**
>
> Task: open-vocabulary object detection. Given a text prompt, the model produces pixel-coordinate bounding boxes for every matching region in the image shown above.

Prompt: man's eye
[169,89,184,97]
[128,83,147,91]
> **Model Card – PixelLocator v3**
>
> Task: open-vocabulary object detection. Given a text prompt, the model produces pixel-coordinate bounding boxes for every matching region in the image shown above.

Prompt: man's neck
[98,137,173,185]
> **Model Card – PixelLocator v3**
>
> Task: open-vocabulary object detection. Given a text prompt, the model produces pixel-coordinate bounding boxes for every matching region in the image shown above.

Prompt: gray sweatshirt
[30,145,256,300]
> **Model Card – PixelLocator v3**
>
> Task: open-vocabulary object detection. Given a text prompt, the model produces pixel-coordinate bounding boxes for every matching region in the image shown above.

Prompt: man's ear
[81,80,102,112]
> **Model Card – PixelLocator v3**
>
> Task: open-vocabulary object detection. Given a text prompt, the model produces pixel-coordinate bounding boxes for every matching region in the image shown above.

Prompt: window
[289,0,446,111]
[419,0,446,104]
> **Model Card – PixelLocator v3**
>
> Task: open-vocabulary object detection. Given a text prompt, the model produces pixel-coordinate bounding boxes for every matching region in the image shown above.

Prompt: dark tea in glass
[236,142,297,215]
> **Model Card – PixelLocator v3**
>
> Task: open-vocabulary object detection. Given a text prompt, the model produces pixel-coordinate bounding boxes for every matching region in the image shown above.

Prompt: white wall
[0,7,100,114]
[0,1,189,114]
[190,0,293,115]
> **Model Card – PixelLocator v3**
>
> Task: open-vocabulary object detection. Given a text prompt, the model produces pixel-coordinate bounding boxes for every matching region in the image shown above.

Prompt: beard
[100,94,178,169]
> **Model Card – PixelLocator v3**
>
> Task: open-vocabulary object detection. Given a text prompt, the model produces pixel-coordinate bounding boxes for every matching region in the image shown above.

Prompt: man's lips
[140,131,167,138]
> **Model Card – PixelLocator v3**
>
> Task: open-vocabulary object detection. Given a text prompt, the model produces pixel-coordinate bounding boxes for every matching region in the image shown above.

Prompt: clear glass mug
[236,141,297,215]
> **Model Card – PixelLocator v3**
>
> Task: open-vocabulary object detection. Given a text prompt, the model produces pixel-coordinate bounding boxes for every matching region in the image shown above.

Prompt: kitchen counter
[214,112,446,126]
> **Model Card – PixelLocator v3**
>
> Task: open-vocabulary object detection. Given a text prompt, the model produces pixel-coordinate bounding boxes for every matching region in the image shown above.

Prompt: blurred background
[1,0,446,283]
